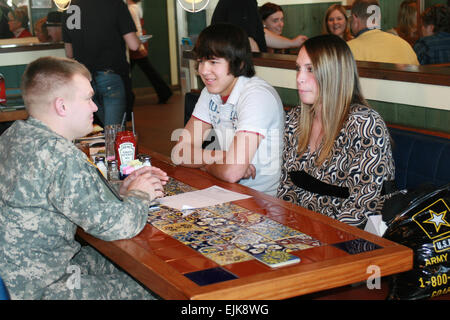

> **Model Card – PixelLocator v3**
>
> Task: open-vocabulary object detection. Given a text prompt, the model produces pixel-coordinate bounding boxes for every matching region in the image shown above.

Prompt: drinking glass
[105,124,123,161]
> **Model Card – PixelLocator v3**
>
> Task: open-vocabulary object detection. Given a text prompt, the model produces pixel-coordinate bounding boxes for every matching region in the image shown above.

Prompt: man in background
[414,4,450,65]
[211,0,267,52]
[46,11,63,42]
[62,0,140,126]
[347,0,419,65]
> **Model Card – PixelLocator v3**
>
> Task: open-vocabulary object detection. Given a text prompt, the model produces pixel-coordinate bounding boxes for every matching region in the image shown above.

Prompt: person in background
[259,2,307,54]
[277,34,396,229]
[386,0,418,47]
[211,0,267,52]
[0,56,168,299]
[347,0,419,65]
[45,11,63,43]
[413,4,450,65]
[127,0,172,105]
[0,0,13,38]
[172,23,284,196]
[322,4,353,41]
[63,0,141,127]
[8,6,31,38]
[34,17,50,42]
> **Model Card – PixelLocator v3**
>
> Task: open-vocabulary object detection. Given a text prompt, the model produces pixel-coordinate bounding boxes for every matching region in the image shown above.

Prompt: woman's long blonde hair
[296,34,369,166]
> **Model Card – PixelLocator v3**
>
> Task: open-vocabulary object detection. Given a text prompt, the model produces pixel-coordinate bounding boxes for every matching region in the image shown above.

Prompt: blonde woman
[277,34,395,229]
[323,4,353,41]
[8,6,31,38]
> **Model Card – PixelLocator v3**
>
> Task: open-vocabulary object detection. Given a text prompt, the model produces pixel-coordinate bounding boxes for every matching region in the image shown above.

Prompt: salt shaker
[95,156,107,177]
[142,156,151,167]
[107,160,120,181]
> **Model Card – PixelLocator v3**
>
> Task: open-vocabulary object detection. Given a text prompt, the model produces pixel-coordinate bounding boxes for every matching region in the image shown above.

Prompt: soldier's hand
[120,166,168,198]
[126,173,165,200]
[147,166,169,184]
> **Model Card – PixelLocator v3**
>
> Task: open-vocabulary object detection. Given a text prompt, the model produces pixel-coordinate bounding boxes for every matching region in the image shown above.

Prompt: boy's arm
[173,117,262,182]
[172,116,214,168]
[203,131,262,183]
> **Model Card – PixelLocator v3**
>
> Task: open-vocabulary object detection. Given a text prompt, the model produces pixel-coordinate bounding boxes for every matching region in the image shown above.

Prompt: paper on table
[157,185,252,210]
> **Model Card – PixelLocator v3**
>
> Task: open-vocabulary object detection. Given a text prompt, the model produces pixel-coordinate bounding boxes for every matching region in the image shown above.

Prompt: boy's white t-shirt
[192,76,284,196]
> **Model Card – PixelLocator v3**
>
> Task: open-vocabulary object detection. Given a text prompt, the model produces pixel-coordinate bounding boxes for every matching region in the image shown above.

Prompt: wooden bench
[387,124,450,191]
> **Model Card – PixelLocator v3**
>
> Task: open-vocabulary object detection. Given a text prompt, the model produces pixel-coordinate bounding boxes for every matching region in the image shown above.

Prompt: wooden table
[77,149,413,300]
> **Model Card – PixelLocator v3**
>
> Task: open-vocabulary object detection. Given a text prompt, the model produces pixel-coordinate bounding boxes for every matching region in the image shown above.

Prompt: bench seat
[388,125,450,190]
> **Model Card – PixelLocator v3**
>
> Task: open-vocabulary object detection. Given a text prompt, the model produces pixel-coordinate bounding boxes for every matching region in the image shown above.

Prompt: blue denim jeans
[91,71,126,126]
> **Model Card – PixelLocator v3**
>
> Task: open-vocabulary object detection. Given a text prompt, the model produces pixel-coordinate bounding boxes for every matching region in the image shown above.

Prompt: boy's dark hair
[193,23,255,78]
[422,4,450,33]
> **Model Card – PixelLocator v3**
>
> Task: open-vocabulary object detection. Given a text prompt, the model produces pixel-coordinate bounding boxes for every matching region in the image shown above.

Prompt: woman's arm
[264,28,307,49]
[336,111,395,227]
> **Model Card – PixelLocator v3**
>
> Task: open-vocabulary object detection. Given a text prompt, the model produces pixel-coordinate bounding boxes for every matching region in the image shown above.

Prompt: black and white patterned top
[277,105,395,228]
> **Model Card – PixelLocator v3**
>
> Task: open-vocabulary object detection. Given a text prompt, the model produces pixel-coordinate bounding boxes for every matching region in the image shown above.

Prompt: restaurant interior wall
[130,0,172,90]
[273,87,449,134]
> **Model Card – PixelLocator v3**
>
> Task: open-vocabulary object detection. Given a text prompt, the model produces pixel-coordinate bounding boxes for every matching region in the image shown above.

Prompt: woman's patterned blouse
[277,105,395,228]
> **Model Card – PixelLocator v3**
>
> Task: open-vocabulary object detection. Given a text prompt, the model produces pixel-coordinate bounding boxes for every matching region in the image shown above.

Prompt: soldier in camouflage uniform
[0,56,168,299]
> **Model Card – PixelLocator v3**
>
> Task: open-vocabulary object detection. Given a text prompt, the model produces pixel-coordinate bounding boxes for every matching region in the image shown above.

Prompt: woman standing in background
[127,0,172,104]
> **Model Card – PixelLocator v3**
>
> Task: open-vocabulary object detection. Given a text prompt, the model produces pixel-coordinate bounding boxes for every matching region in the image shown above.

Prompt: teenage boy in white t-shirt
[172,23,284,196]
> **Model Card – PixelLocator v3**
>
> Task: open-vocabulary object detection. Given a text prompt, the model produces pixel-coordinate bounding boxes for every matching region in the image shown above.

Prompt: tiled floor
[131,88,185,157]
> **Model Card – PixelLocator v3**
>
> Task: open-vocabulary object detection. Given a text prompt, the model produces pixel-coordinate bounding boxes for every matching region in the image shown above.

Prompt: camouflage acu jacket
[0,117,150,299]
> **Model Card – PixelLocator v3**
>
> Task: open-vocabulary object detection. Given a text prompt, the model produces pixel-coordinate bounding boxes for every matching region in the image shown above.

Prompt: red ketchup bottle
[115,130,137,168]
[0,74,6,106]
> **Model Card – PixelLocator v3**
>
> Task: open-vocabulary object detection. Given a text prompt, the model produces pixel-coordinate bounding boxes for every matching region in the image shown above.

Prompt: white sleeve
[235,85,281,138]
[191,88,212,124]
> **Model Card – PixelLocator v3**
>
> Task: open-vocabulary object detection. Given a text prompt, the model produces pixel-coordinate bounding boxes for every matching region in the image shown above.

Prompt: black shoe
[158,91,173,104]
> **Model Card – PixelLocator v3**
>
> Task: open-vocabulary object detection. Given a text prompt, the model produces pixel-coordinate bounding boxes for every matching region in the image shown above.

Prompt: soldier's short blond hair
[21,56,91,113]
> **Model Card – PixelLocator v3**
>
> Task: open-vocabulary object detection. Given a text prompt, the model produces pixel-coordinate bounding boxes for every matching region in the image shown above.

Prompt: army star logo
[424,210,450,233]
[412,198,450,240]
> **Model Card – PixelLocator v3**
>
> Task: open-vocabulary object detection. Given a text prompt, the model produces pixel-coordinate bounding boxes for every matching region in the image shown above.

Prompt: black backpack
[383,183,450,300]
